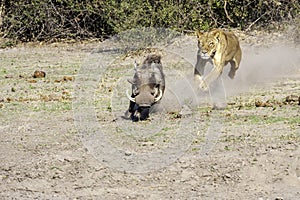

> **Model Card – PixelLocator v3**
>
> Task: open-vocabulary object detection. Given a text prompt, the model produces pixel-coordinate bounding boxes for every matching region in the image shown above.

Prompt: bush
[1,0,111,41]
[0,0,299,42]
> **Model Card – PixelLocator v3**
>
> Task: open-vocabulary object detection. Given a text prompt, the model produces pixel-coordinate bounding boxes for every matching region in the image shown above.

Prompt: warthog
[126,54,165,121]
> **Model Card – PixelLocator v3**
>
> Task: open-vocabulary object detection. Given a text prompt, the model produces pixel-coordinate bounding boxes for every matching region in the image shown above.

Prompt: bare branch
[245,12,268,32]
[224,1,234,23]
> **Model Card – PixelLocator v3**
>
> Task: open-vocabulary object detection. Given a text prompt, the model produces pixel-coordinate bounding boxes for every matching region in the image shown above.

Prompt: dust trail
[157,40,300,112]
[159,70,213,112]
[223,43,300,96]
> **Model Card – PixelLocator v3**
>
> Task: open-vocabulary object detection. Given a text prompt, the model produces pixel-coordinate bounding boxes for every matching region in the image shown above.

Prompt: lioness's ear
[196,30,203,39]
[213,31,220,42]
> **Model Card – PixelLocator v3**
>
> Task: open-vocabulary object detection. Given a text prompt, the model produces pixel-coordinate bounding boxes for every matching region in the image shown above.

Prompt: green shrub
[1,0,299,42]
[1,0,111,41]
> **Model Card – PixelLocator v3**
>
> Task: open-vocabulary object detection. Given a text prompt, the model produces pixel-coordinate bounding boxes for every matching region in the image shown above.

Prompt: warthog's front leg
[124,94,137,119]
[128,99,136,113]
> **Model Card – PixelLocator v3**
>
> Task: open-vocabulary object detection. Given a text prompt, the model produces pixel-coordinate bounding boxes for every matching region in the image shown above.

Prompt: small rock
[54,76,74,83]
[63,76,74,81]
[270,144,278,149]
[141,141,154,146]
[6,97,12,102]
[285,94,298,102]
[255,100,264,107]
[33,70,46,78]
[224,173,231,179]
[255,100,272,107]
[4,75,13,78]
[27,79,37,83]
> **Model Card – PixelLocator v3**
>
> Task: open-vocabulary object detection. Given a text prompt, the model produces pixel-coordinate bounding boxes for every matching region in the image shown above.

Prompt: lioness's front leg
[201,60,224,91]
[194,50,207,74]
[194,50,211,90]
[194,50,206,81]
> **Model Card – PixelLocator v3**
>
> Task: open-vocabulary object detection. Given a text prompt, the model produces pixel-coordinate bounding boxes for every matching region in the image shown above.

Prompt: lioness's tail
[143,54,161,65]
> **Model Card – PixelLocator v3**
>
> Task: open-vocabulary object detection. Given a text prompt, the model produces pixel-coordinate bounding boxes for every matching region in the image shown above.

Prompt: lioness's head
[196,30,221,59]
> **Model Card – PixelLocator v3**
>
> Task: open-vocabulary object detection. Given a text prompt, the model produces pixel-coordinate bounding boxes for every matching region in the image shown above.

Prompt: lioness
[194,29,242,91]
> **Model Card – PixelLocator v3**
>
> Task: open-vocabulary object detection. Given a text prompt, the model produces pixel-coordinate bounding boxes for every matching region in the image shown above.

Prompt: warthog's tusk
[126,89,135,102]
[154,89,163,102]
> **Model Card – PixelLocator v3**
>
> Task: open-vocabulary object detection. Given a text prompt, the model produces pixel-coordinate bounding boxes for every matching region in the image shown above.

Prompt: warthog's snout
[126,84,163,107]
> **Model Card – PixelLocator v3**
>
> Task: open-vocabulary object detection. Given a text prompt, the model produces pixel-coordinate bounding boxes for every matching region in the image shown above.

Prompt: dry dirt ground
[0,30,300,200]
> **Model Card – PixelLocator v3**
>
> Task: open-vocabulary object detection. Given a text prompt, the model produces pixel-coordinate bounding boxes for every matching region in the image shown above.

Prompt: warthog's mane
[133,54,164,84]
[143,54,162,65]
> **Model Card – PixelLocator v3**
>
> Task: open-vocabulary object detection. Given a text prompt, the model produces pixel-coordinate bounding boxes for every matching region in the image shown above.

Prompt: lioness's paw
[228,71,235,79]
[194,75,203,83]
[199,80,209,91]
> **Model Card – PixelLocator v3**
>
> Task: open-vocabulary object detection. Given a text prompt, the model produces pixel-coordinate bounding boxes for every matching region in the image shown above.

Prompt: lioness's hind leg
[228,60,237,79]
[228,53,241,79]
[228,48,242,79]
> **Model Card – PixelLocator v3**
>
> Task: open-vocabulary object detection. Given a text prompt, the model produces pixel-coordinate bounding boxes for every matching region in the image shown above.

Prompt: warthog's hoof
[123,110,131,119]
[139,108,150,121]
[130,107,150,122]
[228,71,235,79]
[131,115,139,122]
[131,110,140,122]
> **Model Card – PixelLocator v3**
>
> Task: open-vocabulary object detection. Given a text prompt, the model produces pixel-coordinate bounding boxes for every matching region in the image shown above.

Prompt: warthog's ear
[196,30,203,39]
[127,78,134,84]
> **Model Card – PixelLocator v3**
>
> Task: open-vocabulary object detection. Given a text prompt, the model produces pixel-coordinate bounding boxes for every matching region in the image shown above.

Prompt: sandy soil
[0,29,300,199]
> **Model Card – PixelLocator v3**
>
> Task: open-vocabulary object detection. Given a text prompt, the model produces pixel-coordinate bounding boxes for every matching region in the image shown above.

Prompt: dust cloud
[224,43,300,96]
[159,42,300,112]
